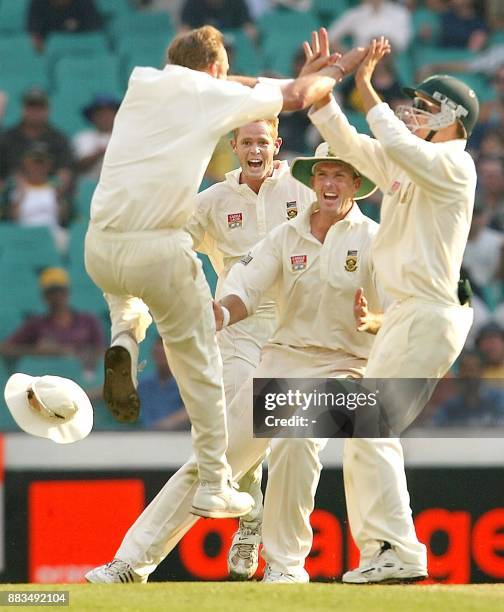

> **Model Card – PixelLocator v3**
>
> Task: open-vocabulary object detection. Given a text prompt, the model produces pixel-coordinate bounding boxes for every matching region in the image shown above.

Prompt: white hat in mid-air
[4,374,93,444]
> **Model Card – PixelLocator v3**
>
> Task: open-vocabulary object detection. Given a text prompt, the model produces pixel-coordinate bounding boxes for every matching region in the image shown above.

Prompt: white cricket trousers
[218,315,276,522]
[114,344,362,579]
[84,223,230,485]
[347,297,473,568]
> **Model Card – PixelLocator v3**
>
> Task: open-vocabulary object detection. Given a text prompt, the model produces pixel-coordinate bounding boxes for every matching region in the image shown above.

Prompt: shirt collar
[291,200,365,237]
[224,160,290,191]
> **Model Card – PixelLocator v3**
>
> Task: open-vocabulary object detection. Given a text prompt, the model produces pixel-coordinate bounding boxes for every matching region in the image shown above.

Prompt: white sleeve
[366,103,475,193]
[73,132,97,158]
[202,79,283,138]
[309,98,392,192]
[391,8,413,52]
[222,232,281,315]
[185,192,224,275]
[327,10,356,42]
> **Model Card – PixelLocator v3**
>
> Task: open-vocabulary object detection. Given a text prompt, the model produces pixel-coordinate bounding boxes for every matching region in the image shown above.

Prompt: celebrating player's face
[311,161,360,215]
[232,121,281,182]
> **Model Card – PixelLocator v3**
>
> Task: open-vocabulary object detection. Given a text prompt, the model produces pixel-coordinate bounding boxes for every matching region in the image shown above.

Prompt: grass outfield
[1,583,503,612]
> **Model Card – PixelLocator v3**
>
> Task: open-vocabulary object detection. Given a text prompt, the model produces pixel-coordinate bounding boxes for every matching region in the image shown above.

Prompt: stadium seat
[109,11,174,47]
[49,90,89,136]
[0,0,30,34]
[0,33,38,59]
[312,0,349,25]
[0,265,45,316]
[393,52,415,86]
[15,355,84,382]
[413,45,476,72]
[0,310,24,342]
[223,29,262,76]
[67,221,88,270]
[52,55,123,98]
[412,6,441,46]
[95,0,133,23]
[0,224,62,272]
[0,358,17,431]
[74,178,98,221]
[45,32,110,75]
[0,69,49,128]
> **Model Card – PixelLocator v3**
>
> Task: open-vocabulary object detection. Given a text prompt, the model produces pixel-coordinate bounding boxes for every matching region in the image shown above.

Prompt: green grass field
[0,583,503,612]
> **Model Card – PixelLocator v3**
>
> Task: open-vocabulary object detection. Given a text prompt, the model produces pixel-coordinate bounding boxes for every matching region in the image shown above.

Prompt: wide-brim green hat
[291,142,377,200]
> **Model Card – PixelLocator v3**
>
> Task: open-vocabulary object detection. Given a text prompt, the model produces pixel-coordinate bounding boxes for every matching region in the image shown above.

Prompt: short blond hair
[166,25,225,71]
[232,117,279,142]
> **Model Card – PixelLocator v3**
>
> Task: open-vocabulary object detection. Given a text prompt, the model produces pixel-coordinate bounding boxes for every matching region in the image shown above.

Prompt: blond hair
[232,117,280,142]
[166,25,225,71]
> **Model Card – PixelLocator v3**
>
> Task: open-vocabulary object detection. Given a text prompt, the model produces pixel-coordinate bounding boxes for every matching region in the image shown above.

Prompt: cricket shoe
[342,542,428,584]
[191,480,255,519]
[85,559,147,584]
[103,333,140,423]
[228,519,261,580]
[262,565,309,584]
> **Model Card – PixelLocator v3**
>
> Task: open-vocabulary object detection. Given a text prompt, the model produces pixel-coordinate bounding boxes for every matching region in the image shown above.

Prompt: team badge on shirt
[291,255,307,271]
[227,213,243,229]
[286,201,298,219]
[344,250,358,272]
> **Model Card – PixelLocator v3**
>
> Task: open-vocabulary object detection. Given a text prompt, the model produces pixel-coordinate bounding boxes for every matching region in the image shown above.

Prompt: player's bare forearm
[228,75,258,87]
[213,295,249,331]
[355,37,391,113]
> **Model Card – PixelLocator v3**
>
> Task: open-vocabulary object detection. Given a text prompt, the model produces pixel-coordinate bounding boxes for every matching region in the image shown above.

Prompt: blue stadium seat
[45,32,110,74]
[312,0,349,25]
[0,0,30,34]
[0,33,38,59]
[109,11,174,47]
[0,310,24,342]
[74,177,98,221]
[16,355,84,382]
[52,55,123,98]
[49,90,89,136]
[223,29,262,76]
[0,224,62,271]
[95,0,133,23]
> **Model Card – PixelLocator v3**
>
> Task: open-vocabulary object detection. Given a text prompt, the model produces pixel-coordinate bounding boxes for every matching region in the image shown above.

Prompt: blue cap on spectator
[82,94,120,121]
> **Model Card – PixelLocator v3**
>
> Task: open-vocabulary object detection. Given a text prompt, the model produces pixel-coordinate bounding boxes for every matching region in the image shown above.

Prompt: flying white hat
[4,374,93,444]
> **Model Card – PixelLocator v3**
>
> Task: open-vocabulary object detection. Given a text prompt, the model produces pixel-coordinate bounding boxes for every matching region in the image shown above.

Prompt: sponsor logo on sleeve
[344,250,358,272]
[290,254,307,271]
[387,180,401,196]
[240,253,253,265]
[227,212,243,229]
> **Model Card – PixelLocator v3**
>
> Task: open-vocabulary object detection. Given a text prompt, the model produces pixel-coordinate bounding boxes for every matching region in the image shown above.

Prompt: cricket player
[186,117,314,577]
[84,145,424,585]
[307,37,478,583]
[83,25,356,520]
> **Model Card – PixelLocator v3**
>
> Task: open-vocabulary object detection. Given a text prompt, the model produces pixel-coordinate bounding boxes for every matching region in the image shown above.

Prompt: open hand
[354,287,370,332]
[299,27,340,77]
[355,37,391,84]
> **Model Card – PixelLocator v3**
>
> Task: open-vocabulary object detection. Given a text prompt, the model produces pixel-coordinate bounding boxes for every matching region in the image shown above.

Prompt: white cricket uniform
[309,98,475,566]
[115,202,425,579]
[186,160,314,402]
[84,64,283,485]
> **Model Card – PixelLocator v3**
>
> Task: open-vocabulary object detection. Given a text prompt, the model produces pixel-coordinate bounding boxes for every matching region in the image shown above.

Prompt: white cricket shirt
[309,99,477,306]
[89,65,283,231]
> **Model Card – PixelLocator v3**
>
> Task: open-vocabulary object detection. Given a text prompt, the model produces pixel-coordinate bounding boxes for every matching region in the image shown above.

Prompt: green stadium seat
[413,45,476,72]
[45,32,110,73]
[312,0,349,25]
[52,55,123,97]
[394,52,415,86]
[0,358,18,431]
[95,0,133,23]
[223,29,262,76]
[0,33,38,59]
[412,7,441,46]
[0,0,30,33]
[49,92,88,136]
[109,11,174,47]
[74,177,98,221]
[0,224,62,272]
[15,355,84,382]
[0,265,45,316]
[0,310,24,341]
[68,221,88,269]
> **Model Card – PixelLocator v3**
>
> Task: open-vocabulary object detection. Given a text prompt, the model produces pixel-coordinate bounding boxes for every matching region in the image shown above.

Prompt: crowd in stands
[0,0,503,430]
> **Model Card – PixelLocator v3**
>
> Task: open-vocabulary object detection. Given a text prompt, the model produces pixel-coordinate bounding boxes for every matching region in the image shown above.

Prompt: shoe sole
[343,574,428,585]
[228,569,255,581]
[190,505,254,519]
[103,346,140,423]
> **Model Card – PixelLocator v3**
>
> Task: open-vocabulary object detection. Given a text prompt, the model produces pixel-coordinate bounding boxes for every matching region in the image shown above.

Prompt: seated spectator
[180,0,258,43]
[432,350,504,426]
[0,143,69,251]
[27,0,104,53]
[137,337,190,430]
[73,95,120,180]
[476,155,504,230]
[0,88,75,202]
[462,203,504,296]
[328,0,412,53]
[0,267,104,376]
[476,322,504,380]
[438,0,488,51]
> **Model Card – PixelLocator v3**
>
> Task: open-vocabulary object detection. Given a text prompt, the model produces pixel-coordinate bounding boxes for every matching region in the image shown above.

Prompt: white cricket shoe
[342,543,428,584]
[227,520,261,580]
[262,565,309,584]
[85,559,147,584]
[191,481,255,519]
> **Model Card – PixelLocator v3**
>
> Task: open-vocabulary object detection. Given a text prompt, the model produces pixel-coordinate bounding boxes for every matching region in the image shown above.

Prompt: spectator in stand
[476,322,504,380]
[476,155,504,230]
[0,267,104,376]
[180,0,258,42]
[271,0,312,10]
[0,88,74,201]
[438,0,488,51]
[0,143,69,251]
[432,350,504,426]
[138,337,190,430]
[328,0,412,53]
[417,45,504,80]
[27,0,104,53]
[73,95,120,181]
[462,204,504,297]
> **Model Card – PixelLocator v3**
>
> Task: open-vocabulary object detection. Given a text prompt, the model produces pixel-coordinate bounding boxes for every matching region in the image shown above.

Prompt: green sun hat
[291,142,377,200]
